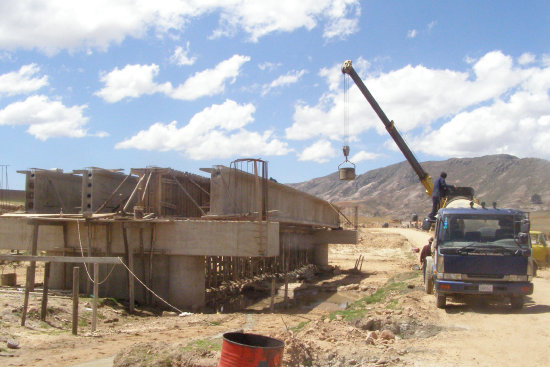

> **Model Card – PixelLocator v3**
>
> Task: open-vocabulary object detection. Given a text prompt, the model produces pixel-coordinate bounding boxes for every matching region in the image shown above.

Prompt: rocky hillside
[290,154,550,219]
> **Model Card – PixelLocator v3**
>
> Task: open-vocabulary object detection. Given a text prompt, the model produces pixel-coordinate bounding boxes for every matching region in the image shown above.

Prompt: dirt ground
[1,228,549,367]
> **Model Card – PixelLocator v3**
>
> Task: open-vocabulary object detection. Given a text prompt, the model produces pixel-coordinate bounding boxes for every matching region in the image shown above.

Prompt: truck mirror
[520,219,530,233]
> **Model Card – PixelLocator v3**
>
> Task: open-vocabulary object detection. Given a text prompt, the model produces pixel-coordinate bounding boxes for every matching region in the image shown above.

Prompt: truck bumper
[435,280,533,296]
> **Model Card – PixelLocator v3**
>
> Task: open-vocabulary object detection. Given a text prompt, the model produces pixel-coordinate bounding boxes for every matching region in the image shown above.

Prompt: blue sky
[0,1,549,189]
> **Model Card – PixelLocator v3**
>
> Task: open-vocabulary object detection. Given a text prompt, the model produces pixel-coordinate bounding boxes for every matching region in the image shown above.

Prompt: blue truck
[424,205,534,309]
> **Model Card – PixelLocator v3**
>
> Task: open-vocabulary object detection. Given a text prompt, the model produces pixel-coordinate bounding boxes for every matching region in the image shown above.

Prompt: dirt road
[1,228,549,367]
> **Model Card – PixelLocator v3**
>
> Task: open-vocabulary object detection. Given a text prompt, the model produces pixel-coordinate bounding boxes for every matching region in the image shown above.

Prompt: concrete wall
[50,254,204,309]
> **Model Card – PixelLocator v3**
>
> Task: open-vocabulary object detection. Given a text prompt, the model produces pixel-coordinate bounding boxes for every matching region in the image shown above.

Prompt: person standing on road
[429,172,449,220]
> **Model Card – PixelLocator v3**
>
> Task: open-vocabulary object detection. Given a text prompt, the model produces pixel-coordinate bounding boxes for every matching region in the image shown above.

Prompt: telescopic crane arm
[341,60,434,197]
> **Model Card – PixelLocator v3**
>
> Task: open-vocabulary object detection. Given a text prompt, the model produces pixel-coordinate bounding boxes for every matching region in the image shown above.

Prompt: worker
[429,172,449,220]
[420,237,433,279]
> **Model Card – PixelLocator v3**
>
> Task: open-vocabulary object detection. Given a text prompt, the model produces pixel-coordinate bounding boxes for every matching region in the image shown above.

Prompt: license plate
[479,284,493,292]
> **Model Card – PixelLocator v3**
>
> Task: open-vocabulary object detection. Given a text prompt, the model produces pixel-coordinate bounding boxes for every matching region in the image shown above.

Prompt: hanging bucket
[218,332,284,367]
[338,159,356,181]
[339,167,356,180]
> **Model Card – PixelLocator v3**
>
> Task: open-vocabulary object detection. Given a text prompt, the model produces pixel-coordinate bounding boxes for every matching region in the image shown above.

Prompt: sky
[0,1,549,189]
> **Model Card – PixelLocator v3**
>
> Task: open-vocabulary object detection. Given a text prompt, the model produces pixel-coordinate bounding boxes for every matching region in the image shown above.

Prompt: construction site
[1,61,549,366]
[0,159,356,312]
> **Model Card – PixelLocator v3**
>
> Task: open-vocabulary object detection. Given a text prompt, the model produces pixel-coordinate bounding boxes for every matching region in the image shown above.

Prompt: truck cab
[424,207,534,309]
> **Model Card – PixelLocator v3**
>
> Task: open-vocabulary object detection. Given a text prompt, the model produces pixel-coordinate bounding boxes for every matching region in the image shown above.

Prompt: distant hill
[289,154,550,219]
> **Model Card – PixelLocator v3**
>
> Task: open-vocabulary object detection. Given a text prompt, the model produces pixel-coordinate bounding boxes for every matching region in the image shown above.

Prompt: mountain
[290,154,550,219]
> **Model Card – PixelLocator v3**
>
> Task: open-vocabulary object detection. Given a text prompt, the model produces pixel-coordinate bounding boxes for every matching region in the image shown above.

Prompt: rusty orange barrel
[218,332,284,367]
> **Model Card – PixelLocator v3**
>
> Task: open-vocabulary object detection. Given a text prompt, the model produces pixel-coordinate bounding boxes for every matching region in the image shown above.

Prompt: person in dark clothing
[420,237,433,267]
[420,237,433,281]
[429,172,449,220]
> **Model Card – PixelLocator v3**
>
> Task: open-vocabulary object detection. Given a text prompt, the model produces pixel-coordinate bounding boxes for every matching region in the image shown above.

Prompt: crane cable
[343,73,350,160]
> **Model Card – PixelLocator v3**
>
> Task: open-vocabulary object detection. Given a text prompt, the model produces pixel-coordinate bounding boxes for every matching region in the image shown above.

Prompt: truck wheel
[424,269,433,294]
[510,296,524,310]
[435,290,446,309]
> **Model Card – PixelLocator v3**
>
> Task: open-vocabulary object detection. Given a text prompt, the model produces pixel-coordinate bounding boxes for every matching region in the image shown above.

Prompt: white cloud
[518,52,535,65]
[170,42,196,66]
[96,55,250,102]
[169,54,250,100]
[427,21,437,30]
[115,99,291,159]
[407,29,418,39]
[0,95,89,140]
[287,50,550,161]
[0,1,361,54]
[0,64,48,96]
[286,51,525,142]
[95,64,170,103]
[262,69,306,96]
[213,0,361,42]
[298,140,337,163]
[351,150,380,163]
[258,62,281,71]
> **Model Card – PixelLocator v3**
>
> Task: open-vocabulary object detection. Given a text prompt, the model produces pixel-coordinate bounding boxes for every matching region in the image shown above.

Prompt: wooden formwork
[131,167,210,218]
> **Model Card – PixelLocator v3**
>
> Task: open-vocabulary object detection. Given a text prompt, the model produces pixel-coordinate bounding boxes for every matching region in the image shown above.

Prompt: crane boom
[341,60,434,197]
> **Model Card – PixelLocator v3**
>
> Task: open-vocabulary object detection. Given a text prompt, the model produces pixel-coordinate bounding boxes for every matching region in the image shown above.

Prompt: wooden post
[270,277,275,313]
[29,223,39,292]
[72,267,80,335]
[92,263,99,332]
[40,262,51,321]
[253,161,264,255]
[62,223,68,287]
[21,266,32,326]
[284,239,289,308]
[148,223,155,305]
[128,252,135,314]
[354,206,359,230]
[86,223,92,295]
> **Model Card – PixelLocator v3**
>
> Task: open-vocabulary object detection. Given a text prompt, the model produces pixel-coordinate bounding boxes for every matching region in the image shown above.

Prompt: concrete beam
[18,169,82,214]
[0,217,279,257]
[204,166,340,228]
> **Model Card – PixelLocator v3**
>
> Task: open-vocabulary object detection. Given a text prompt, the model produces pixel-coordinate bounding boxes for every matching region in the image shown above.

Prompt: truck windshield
[438,214,527,249]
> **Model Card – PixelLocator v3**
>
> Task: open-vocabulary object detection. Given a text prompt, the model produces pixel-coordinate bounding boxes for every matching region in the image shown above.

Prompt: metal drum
[218,332,284,367]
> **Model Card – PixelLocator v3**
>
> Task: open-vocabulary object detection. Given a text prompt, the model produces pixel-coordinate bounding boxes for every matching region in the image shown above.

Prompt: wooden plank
[21,266,32,326]
[92,263,98,332]
[169,172,206,216]
[94,172,133,214]
[29,223,39,292]
[40,262,51,321]
[128,253,134,314]
[160,201,177,209]
[0,255,122,264]
[72,267,79,335]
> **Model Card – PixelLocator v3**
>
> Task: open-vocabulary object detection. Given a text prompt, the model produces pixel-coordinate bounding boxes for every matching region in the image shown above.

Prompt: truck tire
[510,296,524,310]
[435,290,446,309]
[424,257,434,294]
[424,269,433,294]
